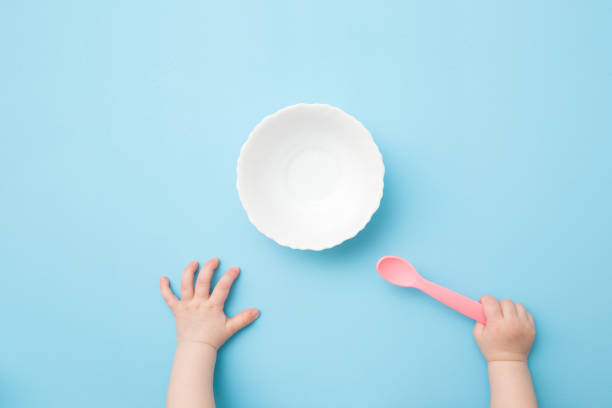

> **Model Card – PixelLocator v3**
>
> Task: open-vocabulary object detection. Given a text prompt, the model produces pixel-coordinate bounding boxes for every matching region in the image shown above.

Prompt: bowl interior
[237,104,384,250]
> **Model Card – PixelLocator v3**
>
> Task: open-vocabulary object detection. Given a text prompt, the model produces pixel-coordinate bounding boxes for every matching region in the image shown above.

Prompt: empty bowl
[237,104,384,250]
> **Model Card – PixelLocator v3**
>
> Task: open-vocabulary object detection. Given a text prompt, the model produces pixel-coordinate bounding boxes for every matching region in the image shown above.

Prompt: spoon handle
[416,279,486,324]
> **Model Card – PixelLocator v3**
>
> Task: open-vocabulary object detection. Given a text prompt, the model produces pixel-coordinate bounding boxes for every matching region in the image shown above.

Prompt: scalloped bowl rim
[236,103,385,250]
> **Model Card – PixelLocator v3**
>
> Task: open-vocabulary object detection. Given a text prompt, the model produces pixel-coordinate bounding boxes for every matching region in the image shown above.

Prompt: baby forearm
[161,260,259,408]
[488,361,537,408]
[167,342,217,408]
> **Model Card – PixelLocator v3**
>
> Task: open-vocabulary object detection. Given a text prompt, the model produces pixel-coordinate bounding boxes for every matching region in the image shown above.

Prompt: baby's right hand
[473,295,536,363]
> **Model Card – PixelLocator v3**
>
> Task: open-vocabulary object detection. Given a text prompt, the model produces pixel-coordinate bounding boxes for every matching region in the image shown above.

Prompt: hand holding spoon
[376,256,486,324]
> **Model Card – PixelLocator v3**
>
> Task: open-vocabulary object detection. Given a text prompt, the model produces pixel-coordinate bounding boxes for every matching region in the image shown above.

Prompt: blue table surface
[2,1,611,407]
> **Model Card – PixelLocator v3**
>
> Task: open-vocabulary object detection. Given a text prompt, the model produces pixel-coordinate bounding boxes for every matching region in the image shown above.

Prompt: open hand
[160,258,260,350]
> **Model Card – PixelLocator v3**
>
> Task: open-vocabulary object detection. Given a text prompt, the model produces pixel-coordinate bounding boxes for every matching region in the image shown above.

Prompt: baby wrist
[487,359,528,366]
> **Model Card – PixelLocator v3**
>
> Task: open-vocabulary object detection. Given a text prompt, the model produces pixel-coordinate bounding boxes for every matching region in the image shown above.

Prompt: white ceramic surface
[237,104,385,250]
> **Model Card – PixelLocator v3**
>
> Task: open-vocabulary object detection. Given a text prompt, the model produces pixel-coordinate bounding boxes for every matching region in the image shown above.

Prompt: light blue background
[2,1,611,407]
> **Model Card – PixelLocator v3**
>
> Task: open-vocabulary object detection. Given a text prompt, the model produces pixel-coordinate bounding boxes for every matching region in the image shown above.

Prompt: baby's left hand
[160,258,260,351]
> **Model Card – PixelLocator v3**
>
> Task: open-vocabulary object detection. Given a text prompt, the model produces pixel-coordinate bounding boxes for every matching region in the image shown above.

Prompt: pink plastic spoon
[377,256,486,324]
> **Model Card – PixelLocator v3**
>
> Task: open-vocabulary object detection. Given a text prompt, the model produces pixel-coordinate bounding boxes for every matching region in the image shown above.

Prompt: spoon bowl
[376,256,422,287]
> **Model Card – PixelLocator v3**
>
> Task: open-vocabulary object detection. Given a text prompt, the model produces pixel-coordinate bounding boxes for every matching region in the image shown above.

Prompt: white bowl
[237,104,384,250]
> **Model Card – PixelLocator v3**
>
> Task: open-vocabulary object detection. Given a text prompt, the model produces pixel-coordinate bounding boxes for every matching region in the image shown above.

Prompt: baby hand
[473,295,535,363]
[160,258,259,351]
